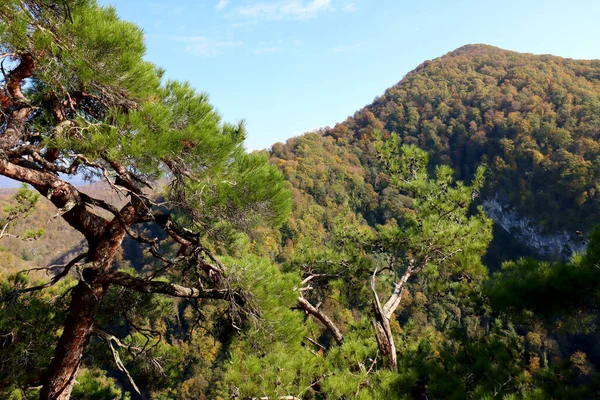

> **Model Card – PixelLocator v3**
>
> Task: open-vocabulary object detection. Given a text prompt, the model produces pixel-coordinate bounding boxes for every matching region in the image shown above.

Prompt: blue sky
[2,0,600,188]
[96,0,600,151]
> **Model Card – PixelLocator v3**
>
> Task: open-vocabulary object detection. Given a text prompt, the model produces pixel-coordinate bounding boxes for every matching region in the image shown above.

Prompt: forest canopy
[1,2,600,400]
[320,44,600,233]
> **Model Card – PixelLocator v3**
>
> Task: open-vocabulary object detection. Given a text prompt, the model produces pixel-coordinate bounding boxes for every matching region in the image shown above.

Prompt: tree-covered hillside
[2,3,600,397]
[283,44,600,239]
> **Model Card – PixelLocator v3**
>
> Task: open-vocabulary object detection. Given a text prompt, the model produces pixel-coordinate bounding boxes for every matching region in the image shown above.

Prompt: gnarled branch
[6,53,34,103]
[297,296,344,346]
[14,253,88,295]
[94,329,143,398]
[0,159,108,239]
[102,270,235,301]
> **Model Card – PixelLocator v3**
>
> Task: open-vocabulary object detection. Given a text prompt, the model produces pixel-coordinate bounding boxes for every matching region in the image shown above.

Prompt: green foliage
[0,273,72,395]
[325,44,600,232]
[0,184,42,241]
[488,226,600,316]
[220,256,317,398]
[3,184,39,217]
[376,139,493,284]
[226,256,303,340]
[0,0,160,102]
[71,368,127,400]
[224,341,323,399]
[320,322,398,399]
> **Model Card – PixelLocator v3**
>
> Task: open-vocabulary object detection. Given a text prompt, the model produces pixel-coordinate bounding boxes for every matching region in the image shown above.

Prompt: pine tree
[0,183,42,240]
[0,2,290,399]
[371,136,492,370]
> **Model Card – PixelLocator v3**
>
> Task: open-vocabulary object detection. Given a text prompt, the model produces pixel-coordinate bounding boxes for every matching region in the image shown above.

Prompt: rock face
[482,196,586,260]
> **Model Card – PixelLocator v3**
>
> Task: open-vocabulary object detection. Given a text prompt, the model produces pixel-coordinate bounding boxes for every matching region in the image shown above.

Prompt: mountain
[0,182,125,274]
[3,42,600,399]
[271,44,600,261]
[4,45,598,272]
[5,45,598,272]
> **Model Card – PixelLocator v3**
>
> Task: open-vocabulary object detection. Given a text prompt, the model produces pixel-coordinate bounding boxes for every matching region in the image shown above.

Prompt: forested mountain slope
[0,182,130,275]
[3,25,600,398]
[4,45,596,272]
[272,44,600,259]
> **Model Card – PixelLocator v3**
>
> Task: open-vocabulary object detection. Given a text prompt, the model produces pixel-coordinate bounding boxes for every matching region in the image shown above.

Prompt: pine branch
[297,296,344,346]
[11,253,87,297]
[102,270,240,302]
[94,329,144,398]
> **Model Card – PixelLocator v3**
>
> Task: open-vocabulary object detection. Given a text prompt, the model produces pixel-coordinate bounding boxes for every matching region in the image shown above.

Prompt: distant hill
[0,181,125,273]
[3,45,599,270]
[271,44,600,261]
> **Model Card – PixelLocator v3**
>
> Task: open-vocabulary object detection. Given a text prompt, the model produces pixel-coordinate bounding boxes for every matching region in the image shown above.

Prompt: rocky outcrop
[482,196,586,260]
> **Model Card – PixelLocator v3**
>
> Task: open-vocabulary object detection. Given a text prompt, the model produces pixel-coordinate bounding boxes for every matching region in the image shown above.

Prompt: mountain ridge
[272,44,600,260]
[2,44,598,270]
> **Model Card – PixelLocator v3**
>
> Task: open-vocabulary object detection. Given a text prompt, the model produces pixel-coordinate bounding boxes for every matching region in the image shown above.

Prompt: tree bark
[39,225,127,399]
[1,53,35,150]
[38,280,108,400]
[371,308,397,371]
[298,296,344,346]
[370,268,412,371]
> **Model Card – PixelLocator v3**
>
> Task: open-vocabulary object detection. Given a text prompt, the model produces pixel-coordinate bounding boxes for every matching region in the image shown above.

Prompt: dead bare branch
[94,329,143,397]
[14,253,88,295]
[297,296,344,346]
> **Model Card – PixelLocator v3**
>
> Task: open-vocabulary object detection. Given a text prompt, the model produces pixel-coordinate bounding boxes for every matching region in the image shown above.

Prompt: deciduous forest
[1,1,600,399]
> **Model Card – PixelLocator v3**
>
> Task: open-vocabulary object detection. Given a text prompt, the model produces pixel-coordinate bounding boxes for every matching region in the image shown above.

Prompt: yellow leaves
[499,138,515,154]
[528,355,541,374]
[570,351,593,376]
[493,156,508,171]
[389,314,402,336]
[529,149,545,165]
[414,292,429,309]
[526,332,543,351]
[249,225,281,258]
[575,191,589,206]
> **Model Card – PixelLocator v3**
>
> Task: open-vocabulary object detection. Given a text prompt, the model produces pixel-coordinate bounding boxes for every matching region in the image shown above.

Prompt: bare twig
[14,253,88,295]
[95,329,143,397]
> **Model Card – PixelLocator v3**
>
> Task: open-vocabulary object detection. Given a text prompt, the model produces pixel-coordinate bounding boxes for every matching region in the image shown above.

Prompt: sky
[95,0,600,151]
[2,0,600,188]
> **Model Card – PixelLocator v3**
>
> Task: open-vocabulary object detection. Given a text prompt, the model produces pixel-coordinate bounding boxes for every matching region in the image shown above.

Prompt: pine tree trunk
[371,311,397,370]
[40,228,125,400]
[370,267,412,371]
[39,280,108,400]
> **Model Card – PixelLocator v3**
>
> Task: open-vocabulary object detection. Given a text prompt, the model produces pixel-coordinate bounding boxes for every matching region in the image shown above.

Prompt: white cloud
[216,0,230,11]
[235,0,333,20]
[254,46,279,54]
[334,40,367,53]
[178,36,243,57]
[254,39,283,54]
[341,2,357,12]
[229,19,260,30]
